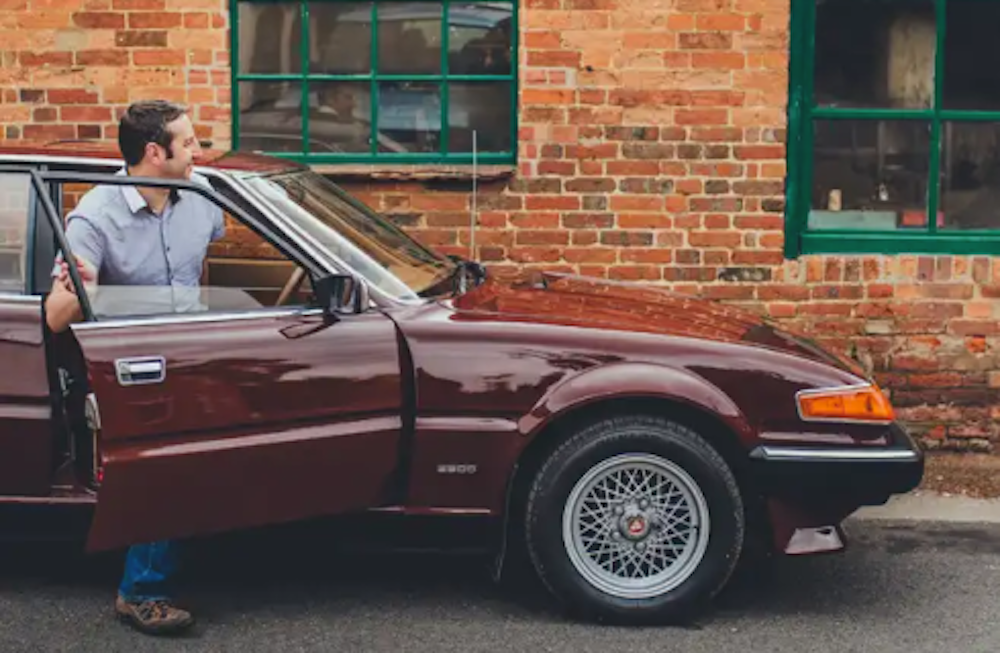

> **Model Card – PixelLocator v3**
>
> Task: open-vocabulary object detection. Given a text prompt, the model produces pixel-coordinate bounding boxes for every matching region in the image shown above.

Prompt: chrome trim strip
[71,307,325,331]
[0,153,127,168]
[752,446,920,463]
[0,293,40,304]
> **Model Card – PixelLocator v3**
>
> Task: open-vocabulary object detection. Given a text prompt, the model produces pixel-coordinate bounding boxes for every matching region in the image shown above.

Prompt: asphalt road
[1,517,999,653]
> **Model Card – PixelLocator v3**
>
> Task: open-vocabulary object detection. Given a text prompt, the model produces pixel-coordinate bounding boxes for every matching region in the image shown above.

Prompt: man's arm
[45,276,83,333]
[44,215,104,333]
[44,256,97,333]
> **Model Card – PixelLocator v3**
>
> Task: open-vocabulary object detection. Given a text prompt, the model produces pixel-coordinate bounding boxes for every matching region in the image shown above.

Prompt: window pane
[448,82,511,153]
[77,178,315,319]
[238,2,301,75]
[310,82,372,153]
[0,173,29,294]
[310,2,372,74]
[814,0,935,109]
[809,119,932,230]
[448,2,513,75]
[237,81,304,153]
[943,0,1000,110]
[377,82,441,153]
[377,2,442,74]
[940,121,1000,230]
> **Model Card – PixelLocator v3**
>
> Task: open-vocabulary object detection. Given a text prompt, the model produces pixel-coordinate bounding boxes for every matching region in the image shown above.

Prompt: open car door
[35,168,404,552]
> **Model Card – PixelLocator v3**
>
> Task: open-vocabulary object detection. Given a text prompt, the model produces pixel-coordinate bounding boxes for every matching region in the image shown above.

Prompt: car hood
[447,270,865,375]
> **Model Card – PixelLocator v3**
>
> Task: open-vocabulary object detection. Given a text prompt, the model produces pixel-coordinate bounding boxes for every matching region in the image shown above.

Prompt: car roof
[0,141,304,175]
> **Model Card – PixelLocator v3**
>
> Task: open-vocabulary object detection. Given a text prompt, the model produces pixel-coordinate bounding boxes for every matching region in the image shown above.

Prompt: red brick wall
[0,0,230,146]
[2,0,998,453]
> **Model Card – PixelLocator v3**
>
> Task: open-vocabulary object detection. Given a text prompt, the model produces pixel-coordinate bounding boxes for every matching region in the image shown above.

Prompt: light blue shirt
[60,169,226,317]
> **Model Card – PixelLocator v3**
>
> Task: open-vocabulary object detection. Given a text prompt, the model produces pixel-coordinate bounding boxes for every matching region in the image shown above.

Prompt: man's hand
[55,255,97,293]
[45,255,97,333]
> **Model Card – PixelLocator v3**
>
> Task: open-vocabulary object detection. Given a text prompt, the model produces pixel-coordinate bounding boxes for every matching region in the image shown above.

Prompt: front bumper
[747,422,924,507]
[746,423,923,555]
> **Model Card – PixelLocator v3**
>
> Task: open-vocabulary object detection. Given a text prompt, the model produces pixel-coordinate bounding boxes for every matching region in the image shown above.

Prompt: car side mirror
[314,273,369,317]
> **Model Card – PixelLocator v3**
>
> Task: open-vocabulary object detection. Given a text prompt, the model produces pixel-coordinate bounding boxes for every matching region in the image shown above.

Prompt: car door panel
[0,295,53,496]
[70,309,403,551]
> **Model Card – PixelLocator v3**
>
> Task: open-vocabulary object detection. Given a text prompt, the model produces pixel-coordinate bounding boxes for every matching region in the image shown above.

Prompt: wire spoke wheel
[562,453,711,600]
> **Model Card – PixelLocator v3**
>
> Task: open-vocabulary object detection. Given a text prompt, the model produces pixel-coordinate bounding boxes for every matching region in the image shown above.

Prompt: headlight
[795,383,895,424]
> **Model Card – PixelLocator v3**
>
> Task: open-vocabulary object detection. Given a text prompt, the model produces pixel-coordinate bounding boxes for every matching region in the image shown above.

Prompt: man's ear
[144,141,162,165]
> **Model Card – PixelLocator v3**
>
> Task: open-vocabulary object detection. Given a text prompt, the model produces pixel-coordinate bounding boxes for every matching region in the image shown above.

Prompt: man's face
[151,113,202,179]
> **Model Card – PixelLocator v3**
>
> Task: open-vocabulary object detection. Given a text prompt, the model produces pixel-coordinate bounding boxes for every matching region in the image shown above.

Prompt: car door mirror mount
[314,273,369,318]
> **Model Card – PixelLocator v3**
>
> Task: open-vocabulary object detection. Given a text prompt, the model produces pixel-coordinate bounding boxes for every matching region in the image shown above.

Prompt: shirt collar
[117,167,181,215]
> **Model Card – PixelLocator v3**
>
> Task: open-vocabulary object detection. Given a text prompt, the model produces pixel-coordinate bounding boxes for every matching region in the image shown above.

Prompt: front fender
[517,361,756,448]
[491,361,757,584]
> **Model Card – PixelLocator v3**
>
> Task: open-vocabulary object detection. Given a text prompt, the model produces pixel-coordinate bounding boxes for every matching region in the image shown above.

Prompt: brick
[128,12,182,28]
[113,0,164,7]
[23,124,75,140]
[601,231,654,247]
[609,195,663,211]
[78,124,102,139]
[15,11,72,29]
[526,51,580,67]
[565,178,616,193]
[60,106,113,121]
[675,109,729,125]
[76,49,129,65]
[618,214,672,229]
[19,51,73,66]
[697,13,746,30]
[115,30,167,47]
[182,11,211,28]
[609,266,663,281]
[33,107,57,122]
[509,247,562,263]
[510,213,560,229]
[691,52,745,69]
[563,247,618,263]
[516,231,569,245]
[621,249,673,263]
[679,32,733,49]
[525,196,580,211]
[688,232,742,248]
[47,89,100,104]
[19,89,45,103]
[562,214,614,229]
[73,11,125,28]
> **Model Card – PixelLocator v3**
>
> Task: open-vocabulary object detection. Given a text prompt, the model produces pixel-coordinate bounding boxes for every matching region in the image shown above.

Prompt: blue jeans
[118,541,177,602]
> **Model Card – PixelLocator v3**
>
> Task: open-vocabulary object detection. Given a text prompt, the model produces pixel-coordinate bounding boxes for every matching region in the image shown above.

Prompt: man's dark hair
[118,100,188,166]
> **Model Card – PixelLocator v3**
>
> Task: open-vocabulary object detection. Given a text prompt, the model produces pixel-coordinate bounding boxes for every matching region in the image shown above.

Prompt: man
[45,99,225,635]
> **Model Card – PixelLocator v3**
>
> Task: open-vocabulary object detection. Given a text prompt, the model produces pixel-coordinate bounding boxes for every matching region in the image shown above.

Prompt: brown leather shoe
[115,595,195,635]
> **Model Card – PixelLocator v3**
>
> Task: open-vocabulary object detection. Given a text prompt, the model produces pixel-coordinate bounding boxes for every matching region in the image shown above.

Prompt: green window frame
[229,0,518,165]
[786,0,1000,257]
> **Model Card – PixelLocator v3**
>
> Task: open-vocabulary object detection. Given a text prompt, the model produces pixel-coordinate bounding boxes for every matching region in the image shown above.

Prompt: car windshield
[244,169,458,300]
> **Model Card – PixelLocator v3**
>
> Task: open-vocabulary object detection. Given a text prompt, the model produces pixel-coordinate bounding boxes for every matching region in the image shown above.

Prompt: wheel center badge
[627,516,645,536]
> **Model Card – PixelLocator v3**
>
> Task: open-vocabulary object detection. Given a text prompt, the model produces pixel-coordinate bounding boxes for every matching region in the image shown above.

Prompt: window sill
[797,231,1000,256]
[308,163,516,182]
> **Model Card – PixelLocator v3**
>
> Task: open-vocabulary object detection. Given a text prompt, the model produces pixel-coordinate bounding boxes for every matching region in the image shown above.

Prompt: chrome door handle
[115,357,166,386]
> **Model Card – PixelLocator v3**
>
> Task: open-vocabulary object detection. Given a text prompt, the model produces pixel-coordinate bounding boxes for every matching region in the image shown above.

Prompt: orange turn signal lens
[796,384,895,424]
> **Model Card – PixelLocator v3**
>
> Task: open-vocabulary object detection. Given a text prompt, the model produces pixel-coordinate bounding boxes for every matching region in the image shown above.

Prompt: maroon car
[0,144,922,624]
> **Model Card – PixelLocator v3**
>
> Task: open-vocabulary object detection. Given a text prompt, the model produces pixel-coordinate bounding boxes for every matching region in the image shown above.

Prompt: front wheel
[524,415,744,624]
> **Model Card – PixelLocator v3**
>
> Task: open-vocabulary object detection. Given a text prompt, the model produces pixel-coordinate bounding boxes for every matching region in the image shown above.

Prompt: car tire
[524,414,744,624]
